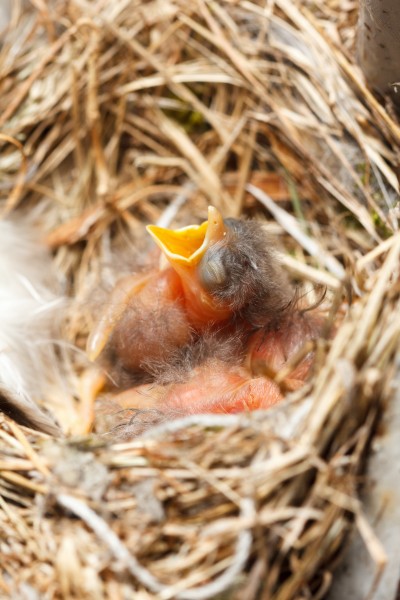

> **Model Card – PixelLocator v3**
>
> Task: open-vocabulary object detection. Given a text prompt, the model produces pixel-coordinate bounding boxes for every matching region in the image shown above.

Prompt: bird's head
[147,205,292,328]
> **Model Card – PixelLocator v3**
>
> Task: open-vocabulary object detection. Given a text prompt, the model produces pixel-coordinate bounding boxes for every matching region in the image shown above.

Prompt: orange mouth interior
[146,206,226,266]
[147,221,208,262]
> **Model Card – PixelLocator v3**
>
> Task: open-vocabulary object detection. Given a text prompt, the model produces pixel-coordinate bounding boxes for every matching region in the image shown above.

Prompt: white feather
[0,218,66,434]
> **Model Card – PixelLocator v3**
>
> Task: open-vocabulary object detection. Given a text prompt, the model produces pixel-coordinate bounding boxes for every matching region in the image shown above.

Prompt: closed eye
[198,252,227,292]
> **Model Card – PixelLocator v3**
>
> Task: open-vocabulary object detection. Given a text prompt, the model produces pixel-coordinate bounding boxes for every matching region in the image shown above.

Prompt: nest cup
[0,1,399,598]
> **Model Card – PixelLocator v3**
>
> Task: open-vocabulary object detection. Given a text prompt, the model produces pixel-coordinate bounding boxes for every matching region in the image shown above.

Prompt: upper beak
[146,206,227,268]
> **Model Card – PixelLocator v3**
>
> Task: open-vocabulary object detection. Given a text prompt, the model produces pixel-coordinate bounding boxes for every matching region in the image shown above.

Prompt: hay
[0,0,399,597]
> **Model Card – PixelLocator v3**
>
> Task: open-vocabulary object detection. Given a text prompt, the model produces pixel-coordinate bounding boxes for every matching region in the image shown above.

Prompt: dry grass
[0,0,399,598]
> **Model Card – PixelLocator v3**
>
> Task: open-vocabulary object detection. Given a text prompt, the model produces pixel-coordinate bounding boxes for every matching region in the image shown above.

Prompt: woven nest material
[0,1,400,598]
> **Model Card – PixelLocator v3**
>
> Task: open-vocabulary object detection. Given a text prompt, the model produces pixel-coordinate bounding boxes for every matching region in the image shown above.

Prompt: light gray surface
[0,0,11,32]
[327,376,400,600]
[358,0,400,100]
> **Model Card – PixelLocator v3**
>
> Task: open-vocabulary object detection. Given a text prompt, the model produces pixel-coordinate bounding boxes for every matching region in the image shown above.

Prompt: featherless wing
[248,312,324,382]
[86,272,157,362]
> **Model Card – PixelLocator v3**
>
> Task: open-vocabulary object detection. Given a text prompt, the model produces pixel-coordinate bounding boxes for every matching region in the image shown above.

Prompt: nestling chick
[89,207,300,382]
[88,206,323,433]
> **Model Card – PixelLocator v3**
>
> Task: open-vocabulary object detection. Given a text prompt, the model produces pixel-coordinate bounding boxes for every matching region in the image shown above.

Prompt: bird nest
[1,1,399,598]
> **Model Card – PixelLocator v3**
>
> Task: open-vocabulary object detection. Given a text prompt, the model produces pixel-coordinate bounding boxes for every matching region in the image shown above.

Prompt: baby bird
[88,206,323,431]
[88,208,295,377]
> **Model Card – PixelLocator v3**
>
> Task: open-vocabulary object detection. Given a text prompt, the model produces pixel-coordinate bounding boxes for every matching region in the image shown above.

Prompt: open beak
[147,206,231,325]
[146,206,226,267]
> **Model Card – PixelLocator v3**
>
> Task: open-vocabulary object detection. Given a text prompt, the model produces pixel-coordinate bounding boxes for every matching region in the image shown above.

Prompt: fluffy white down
[0,219,66,433]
